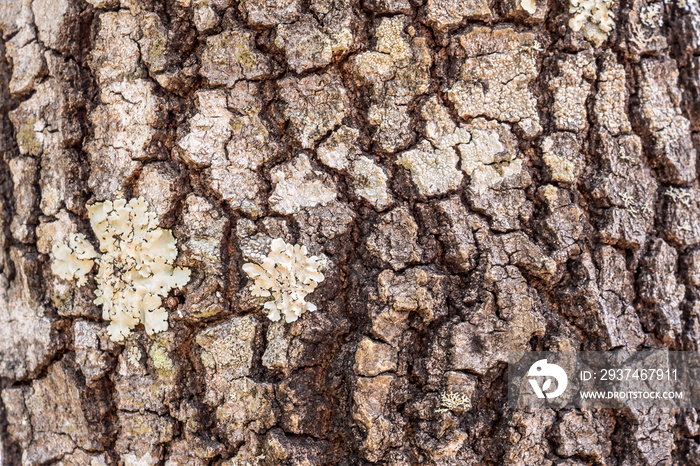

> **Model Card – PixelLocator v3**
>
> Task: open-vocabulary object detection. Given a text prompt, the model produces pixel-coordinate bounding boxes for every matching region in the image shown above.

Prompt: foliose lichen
[52,233,99,287]
[568,0,616,47]
[51,195,191,342]
[242,238,325,323]
[435,391,472,413]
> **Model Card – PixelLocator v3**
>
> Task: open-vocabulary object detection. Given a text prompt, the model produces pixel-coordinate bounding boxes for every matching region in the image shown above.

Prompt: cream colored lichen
[459,124,522,194]
[242,238,324,323]
[568,0,616,47]
[351,156,392,209]
[540,135,580,183]
[664,187,692,207]
[51,233,98,287]
[677,0,693,11]
[268,154,338,214]
[641,3,663,29]
[317,126,392,210]
[397,141,463,196]
[436,391,472,413]
[126,346,142,367]
[521,0,537,14]
[51,195,191,342]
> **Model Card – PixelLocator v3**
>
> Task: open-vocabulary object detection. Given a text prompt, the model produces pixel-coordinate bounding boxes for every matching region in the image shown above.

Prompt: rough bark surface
[1,0,700,465]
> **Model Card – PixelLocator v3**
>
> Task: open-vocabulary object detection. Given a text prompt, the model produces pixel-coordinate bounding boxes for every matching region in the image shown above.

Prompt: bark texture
[1,0,700,464]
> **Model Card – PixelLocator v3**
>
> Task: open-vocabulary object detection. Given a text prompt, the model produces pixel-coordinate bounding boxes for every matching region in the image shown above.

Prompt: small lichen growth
[620,193,652,218]
[242,238,325,323]
[149,342,174,376]
[435,391,472,413]
[664,187,692,207]
[397,141,464,196]
[641,3,663,28]
[677,0,693,12]
[679,222,693,233]
[16,119,42,156]
[568,0,616,47]
[521,0,537,14]
[51,195,191,342]
[242,454,267,466]
[126,346,142,367]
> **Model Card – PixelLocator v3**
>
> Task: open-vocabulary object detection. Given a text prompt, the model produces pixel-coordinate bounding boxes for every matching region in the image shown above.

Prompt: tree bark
[2,0,700,464]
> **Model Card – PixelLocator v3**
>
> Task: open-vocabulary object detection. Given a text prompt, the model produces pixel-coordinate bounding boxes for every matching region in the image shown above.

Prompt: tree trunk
[2,0,700,464]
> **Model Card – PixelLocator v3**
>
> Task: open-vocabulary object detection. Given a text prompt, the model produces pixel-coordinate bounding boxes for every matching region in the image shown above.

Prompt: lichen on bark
[2,0,700,464]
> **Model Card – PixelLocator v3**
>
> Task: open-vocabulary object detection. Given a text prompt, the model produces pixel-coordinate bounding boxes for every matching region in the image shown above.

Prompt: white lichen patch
[269,153,338,214]
[421,96,471,150]
[549,51,595,133]
[641,3,663,29]
[350,156,392,209]
[664,187,692,207]
[177,84,276,217]
[677,0,695,11]
[568,0,616,47]
[51,195,191,342]
[521,0,537,14]
[540,133,583,183]
[317,126,357,171]
[397,141,463,196]
[458,120,522,193]
[445,27,541,138]
[126,345,142,367]
[347,16,432,153]
[317,125,393,210]
[436,391,472,413]
[242,238,325,323]
[395,97,472,196]
[595,52,631,135]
